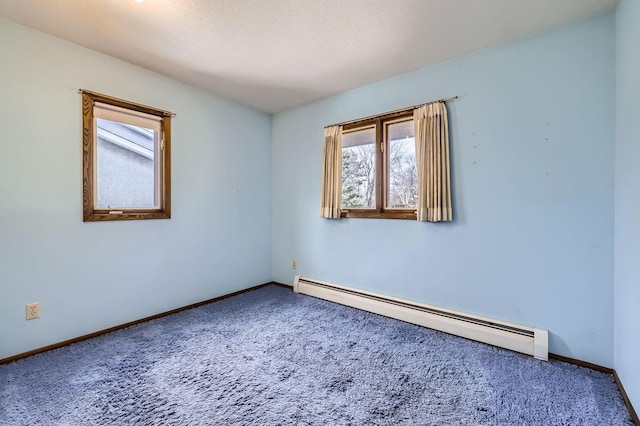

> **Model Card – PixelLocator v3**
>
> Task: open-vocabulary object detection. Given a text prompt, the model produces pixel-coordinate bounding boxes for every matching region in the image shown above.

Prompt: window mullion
[375,120,384,213]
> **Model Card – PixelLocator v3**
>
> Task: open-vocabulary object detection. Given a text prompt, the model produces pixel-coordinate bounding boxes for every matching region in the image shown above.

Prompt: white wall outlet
[26,302,40,320]
[292,260,297,270]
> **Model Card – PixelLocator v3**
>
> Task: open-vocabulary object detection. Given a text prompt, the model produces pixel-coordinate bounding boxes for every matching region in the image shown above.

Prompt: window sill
[83,210,170,222]
[340,210,417,220]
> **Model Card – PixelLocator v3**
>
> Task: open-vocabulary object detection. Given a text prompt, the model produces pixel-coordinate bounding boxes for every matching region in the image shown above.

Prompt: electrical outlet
[292,260,297,270]
[26,302,40,320]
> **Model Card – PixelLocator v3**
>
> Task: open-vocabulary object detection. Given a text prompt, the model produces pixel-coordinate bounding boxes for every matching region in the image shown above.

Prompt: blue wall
[0,19,273,360]
[615,0,640,411]
[272,15,615,366]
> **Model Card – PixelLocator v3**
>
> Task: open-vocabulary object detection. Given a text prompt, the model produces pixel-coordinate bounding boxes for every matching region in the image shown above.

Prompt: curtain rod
[325,95,458,128]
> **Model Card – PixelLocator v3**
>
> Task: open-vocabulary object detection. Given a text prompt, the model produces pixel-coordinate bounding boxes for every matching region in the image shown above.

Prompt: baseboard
[548,353,613,374]
[0,281,281,365]
[272,282,293,290]
[614,370,640,426]
[549,353,638,425]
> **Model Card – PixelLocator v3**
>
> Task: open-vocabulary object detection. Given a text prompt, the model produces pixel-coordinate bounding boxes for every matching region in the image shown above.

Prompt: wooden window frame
[340,109,416,220]
[82,90,172,222]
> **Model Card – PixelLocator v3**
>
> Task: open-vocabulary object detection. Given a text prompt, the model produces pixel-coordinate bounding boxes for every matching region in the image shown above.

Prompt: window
[322,99,452,222]
[82,91,171,221]
[341,110,417,219]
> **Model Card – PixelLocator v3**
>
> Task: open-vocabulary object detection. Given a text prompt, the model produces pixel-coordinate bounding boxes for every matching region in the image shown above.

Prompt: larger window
[341,110,417,219]
[82,91,171,222]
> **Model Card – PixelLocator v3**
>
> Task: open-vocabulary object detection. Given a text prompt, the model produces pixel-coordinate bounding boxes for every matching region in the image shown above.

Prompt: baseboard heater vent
[293,275,548,361]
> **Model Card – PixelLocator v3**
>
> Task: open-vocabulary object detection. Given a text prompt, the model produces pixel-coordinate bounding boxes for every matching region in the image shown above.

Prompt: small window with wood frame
[341,110,417,219]
[82,91,171,222]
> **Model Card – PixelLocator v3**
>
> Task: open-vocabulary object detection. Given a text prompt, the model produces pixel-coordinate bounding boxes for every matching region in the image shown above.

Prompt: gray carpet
[0,285,633,425]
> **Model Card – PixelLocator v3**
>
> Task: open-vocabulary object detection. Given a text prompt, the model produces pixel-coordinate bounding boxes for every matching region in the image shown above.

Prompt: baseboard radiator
[293,275,548,361]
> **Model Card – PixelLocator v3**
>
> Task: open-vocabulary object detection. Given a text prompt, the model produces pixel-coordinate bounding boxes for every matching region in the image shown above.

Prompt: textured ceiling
[0,0,617,113]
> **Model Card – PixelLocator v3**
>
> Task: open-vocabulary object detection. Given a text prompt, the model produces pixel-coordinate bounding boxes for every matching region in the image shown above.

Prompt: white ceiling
[0,0,617,113]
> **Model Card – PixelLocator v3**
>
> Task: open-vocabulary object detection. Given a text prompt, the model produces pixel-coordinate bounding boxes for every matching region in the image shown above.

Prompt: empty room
[0,0,638,424]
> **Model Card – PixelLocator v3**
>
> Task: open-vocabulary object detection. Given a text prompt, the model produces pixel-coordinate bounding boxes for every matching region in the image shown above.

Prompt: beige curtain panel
[320,125,343,219]
[414,102,452,222]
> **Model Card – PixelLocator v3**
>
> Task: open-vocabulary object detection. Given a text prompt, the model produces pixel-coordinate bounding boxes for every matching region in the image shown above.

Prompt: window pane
[96,118,157,209]
[341,127,376,208]
[387,120,417,209]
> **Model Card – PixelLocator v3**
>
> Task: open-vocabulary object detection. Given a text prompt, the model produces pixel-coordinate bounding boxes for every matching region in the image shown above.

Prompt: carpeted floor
[0,285,633,425]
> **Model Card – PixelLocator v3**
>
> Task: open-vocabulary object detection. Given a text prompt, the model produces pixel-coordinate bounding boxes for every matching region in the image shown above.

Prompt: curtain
[414,102,452,222]
[320,125,343,218]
